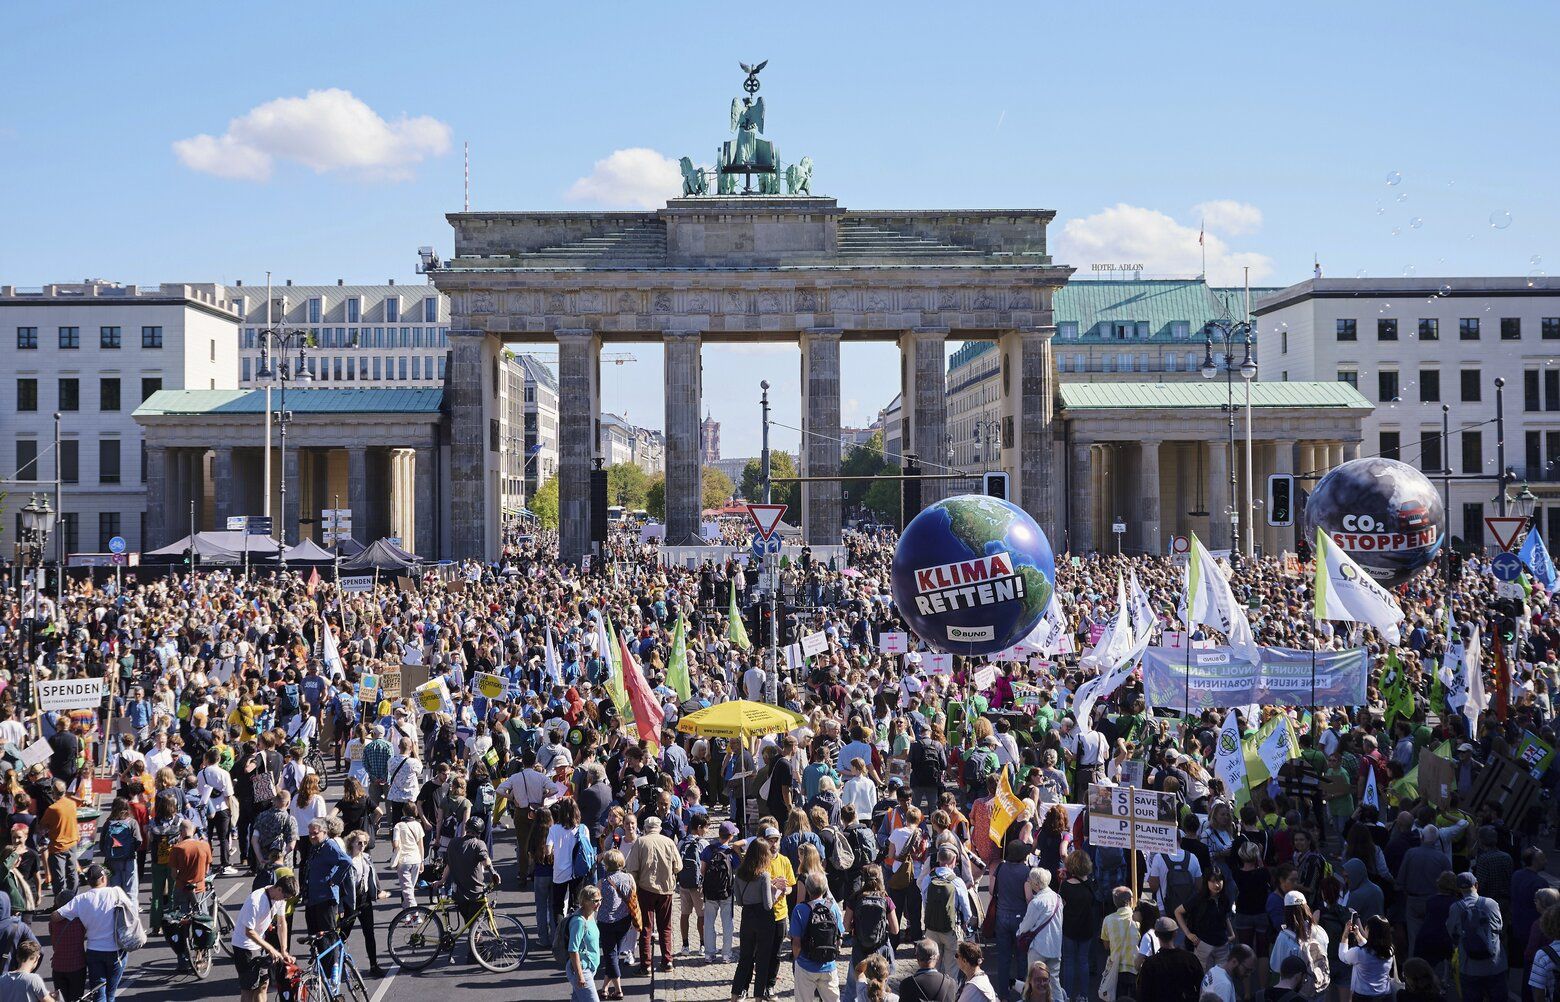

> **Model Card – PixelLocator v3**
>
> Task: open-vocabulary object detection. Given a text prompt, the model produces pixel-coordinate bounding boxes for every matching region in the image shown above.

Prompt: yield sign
[1485,516,1529,553]
[747,503,787,540]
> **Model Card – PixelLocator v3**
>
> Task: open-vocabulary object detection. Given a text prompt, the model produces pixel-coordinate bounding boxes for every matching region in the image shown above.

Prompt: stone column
[1273,439,1296,554]
[145,446,168,548]
[800,328,843,544]
[282,448,300,546]
[1068,439,1095,555]
[347,447,369,547]
[212,447,235,526]
[414,447,437,557]
[556,329,601,564]
[899,327,949,515]
[1000,327,1058,544]
[663,330,704,545]
[448,329,503,561]
[1208,441,1230,550]
[1137,439,1162,555]
[1343,440,1362,463]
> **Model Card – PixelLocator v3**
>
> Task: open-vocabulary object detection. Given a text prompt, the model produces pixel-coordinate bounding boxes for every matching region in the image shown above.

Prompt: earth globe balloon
[1305,456,1445,587]
[890,494,1055,656]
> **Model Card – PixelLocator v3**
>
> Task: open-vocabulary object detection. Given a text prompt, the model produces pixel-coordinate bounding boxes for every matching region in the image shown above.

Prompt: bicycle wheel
[308,750,331,791]
[342,958,370,1002]
[216,907,236,958]
[468,910,529,973]
[191,943,213,979]
[298,970,325,1002]
[386,905,444,972]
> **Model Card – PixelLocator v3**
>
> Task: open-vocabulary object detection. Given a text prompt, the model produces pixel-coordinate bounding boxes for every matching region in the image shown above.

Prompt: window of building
[1280,331,1288,354]
[1337,368,1358,389]
[1461,369,1482,402]
[385,298,400,323]
[1379,430,1400,460]
[1547,431,1560,481]
[58,512,77,554]
[1536,431,1553,480]
[1460,318,1480,340]
[1464,503,1485,548]
[1336,319,1357,341]
[16,378,37,411]
[308,297,322,324]
[347,298,361,323]
[1101,356,1114,373]
[1135,321,1150,339]
[58,326,79,349]
[1548,369,1560,412]
[98,512,120,552]
[1545,318,1560,341]
[100,326,121,349]
[438,355,447,380]
[370,356,381,380]
[99,377,120,411]
[1501,317,1522,340]
[141,326,163,348]
[15,440,37,481]
[1056,356,1068,373]
[1462,429,1483,475]
[1056,321,1077,339]
[1529,369,1543,411]
[1418,318,1439,340]
[58,378,79,411]
[1421,430,1444,472]
[332,357,343,381]
[1377,318,1398,341]
[59,439,78,484]
[16,327,37,350]
[1170,321,1189,340]
[1377,370,1399,401]
[242,357,251,382]
[141,377,161,402]
[98,439,120,484]
[423,298,438,322]
[1419,369,1440,402]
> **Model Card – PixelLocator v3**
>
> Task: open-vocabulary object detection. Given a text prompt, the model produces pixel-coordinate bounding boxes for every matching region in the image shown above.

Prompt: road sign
[749,533,781,558]
[1486,516,1529,552]
[226,516,248,531]
[1086,784,1180,853]
[107,536,126,554]
[1492,551,1524,582]
[746,503,787,541]
[1168,535,1189,556]
[246,515,273,536]
[1111,521,1127,534]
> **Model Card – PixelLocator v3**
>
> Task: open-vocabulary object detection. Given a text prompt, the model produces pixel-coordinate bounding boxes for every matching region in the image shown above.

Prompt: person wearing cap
[1448,871,1507,1002]
[1270,890,1331,1000]
[700,821,741,964]
[1134,916,1203,1002]
[625,814,680,973]
[57,865,133,1002]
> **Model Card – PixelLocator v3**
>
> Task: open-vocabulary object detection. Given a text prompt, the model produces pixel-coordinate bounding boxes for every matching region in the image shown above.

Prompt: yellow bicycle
[386,891,529,973]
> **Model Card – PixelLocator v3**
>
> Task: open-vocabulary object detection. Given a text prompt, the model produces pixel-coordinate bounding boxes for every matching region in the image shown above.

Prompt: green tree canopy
[605,462,651,510]
[739,452,799,511]
[531,475,559,529]
[703,467,735,510]
[646,475,666,520]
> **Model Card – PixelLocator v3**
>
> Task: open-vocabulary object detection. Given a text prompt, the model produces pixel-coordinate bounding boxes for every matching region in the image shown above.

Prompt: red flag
[307,567,320,595]
[1495,633,1510,722]
[617,629,665,748]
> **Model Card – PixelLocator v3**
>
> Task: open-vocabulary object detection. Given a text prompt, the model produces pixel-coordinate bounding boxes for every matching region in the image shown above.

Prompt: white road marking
[369,964,400,1002]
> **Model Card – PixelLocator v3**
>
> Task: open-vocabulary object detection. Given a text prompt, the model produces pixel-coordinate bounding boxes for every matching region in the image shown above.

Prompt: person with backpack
[675,814,710,958]
[563,884,603,1002]
[1269,891,1332,1002]
[844,865,900,1002]
[920,845,975,979]
[1148,843,1202,944]
[788,872,844,1002]
[1173,868,1234,972]
[699,821,740,965]
[817,812,858,904]
[1015,867,1062,1002]
[1447,871,1507,1002]
[96,799,141,905]
[56,865,135,1002]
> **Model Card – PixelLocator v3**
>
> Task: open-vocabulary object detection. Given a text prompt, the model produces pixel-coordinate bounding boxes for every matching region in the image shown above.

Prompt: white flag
[1073,617,1155,727]
[1128,569,1158,640]
[1180,533,1261,664]
[543,627,564,687]
[1083,576,1136,671]
[1256,715,1297,780]
[1362,763,1380,810]
[1213,709,1247,797]
[321,621,344,678]
[1440,614,1488,739]
[998,595,1073,660]
[1312,528,1404,645]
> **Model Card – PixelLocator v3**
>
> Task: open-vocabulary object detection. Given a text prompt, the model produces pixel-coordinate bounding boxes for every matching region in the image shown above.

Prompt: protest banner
[1516,731,1555,780]
[877,632,909,654]
[474,672,508,700]
[1086,783,1179,896]
[972,665,997,690]
[920,652,954,675]
[37,678,104,712]
[17,740,50,769]
[380,669,401,699]
[800,631,829,658]
[338,576,374,593]
[1140,645,1369,712]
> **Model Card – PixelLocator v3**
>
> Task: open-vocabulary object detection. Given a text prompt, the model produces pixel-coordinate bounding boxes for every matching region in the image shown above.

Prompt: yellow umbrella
[676,699,806,740]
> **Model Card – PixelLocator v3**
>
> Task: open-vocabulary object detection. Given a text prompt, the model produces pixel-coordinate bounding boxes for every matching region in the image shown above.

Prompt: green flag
[666,615,692,702]
[1383,650,1416,732]
[605,617,633,721]
[727,580,752,650]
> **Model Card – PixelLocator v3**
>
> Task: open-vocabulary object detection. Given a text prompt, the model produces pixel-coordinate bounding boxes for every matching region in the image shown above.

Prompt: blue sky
[5,2,1555,456]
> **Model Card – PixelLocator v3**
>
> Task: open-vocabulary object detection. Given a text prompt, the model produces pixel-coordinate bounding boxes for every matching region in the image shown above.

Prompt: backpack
[852,893,891,951]
[334,694,356,727]
[476,782,496,815]
[823,827,856,873]
[1161,855,1197,919]
[678,837,706,890]
[1297,932,1331,996]
[280,684,300,715]
[280,763,302,796]
[924,876,959,933]
[570,825,597,878]
[800,899,841,964]
[703,847,734,902]
[552,909,583,967]
[104,819,137,862]
[1460,900,1498,961]
[848,824,879,866]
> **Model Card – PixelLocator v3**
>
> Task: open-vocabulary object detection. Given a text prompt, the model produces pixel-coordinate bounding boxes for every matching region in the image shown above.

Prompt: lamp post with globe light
[256,326,312,570]
[19,493,55,693]
[1202,317,1256,559]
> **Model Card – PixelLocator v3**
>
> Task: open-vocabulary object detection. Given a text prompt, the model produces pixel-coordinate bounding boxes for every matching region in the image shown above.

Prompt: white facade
[0,281,241,553]
[600,412,664,475]
[1254,276,1560,552]
[515,354,559,506]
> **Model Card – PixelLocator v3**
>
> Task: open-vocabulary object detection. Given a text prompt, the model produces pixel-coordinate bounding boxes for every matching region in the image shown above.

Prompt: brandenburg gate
[430,65,1073,563]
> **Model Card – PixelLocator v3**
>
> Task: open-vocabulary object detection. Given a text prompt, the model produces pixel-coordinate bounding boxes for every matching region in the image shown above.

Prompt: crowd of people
[0,522,1554,1002]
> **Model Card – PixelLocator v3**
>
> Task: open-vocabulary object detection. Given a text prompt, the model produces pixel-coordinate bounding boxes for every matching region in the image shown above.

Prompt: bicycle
[162,884,236,979]
[386,888,529,973]
[300,930,370,1002]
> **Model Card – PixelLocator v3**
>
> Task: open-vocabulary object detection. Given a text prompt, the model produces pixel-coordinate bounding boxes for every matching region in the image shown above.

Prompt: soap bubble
[1529,271,1547,288]
[1376,206,1386,216]
[1410,217,1423,229]
[1490,210,1513,229]
[1437,283,1453,297]
[1396,192,1409,203]
[1355,269,1367,279]
[1402,265,1417,277]
[1532,255,1544,266]
[1386,171,1402,185]
[1391,227,1402,237]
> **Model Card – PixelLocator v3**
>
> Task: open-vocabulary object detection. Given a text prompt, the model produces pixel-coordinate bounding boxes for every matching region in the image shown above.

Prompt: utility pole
[53,412,62,611]
[1495,376,1508,514]
[760,380,778,704]
[264,271,272,519]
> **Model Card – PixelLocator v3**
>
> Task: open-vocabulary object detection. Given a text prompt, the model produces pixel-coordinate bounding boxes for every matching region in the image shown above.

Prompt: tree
[739,452,799,511]
[605,462,650,510]
[841,431,890,479]
[646,475,666,521]
[702,467,735,511]
[531,475,560,530]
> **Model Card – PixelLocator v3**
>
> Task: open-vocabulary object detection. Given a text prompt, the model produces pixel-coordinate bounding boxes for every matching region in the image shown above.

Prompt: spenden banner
[38,678,104,712]
[1140,645,1369,712]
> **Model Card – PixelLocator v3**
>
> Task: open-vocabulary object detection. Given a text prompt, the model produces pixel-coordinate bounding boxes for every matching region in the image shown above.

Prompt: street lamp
[971,417,1001,464]
[1202,316,1257,559]
[1513,482,1538,523]
[256,327,312,569]
[19,493,54,683]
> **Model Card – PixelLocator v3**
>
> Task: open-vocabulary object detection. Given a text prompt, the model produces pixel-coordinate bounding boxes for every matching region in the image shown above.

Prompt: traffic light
[778,601,795,645]
[982,471,1010,501]
[1266,474,1294,527]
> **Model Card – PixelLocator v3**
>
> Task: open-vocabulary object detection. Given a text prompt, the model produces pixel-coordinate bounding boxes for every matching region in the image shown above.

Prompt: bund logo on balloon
[891,495,1055,656]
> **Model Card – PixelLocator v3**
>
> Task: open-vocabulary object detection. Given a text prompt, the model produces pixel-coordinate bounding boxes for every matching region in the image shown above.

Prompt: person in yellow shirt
[760,822,795,984]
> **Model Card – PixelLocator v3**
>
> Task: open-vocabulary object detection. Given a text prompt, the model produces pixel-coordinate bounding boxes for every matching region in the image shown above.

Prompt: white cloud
[173,88,451,182]
[1054,203,1274,286]
[565,148,682,209]
[1193,199,1263,237]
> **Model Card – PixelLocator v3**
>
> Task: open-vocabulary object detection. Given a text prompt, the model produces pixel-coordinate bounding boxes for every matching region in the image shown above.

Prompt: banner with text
[1140,645,1369,712]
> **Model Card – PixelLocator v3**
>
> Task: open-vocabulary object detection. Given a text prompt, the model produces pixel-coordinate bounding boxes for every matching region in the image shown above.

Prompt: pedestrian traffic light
[1266,474,1294,527]
[982,471,1009,501]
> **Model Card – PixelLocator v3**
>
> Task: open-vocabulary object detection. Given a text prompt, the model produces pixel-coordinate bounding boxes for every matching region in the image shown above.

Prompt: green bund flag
[605,617,633,721]
[1383,650,1416,731]
[728,580,752,650]
[666,615,692,702]
[1235,713,1300,808]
